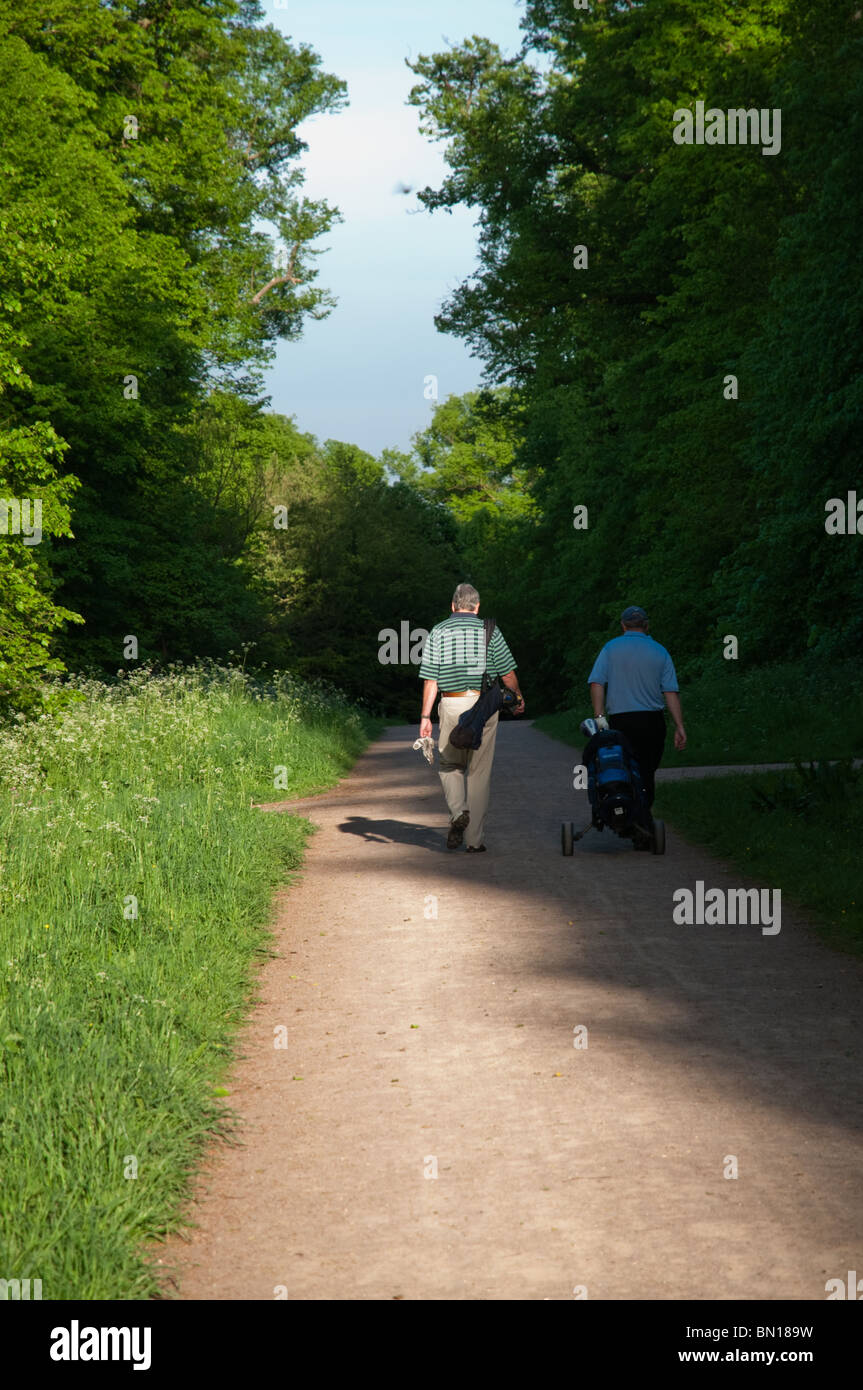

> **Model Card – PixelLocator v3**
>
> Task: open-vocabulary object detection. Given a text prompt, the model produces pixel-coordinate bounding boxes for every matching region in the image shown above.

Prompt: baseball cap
[621,605,648,624]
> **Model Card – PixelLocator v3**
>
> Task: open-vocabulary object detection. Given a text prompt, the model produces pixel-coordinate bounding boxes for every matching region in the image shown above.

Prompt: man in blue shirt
[587,606,687,813]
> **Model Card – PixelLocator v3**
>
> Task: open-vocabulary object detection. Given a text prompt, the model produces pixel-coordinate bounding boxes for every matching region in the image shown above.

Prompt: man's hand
[589,681,605,720]
[420,679,438,741]
[665,692,686,751]
[501,670,524,715]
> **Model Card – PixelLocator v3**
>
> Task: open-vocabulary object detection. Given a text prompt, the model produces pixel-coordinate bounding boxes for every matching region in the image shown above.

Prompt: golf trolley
[561,718,666,856]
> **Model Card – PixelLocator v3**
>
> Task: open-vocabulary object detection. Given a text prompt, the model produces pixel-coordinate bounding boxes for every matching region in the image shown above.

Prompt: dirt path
[159,723,863,1300]
[656,760,862,782]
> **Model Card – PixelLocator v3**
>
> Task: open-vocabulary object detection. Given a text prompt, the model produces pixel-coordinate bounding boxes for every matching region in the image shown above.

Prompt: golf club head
[580,717,598,739]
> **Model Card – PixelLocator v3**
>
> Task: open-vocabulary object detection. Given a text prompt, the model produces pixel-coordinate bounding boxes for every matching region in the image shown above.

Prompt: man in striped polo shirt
[419,583,524,852]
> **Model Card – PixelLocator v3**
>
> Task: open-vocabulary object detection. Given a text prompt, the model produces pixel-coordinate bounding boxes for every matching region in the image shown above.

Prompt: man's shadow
[338,816,445,852]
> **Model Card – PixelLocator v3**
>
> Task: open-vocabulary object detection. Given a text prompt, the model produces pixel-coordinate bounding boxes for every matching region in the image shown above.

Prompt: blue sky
[260,0,526,457]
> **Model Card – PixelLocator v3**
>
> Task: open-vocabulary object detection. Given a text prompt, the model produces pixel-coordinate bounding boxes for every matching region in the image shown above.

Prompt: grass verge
[0,662,379,1299]
[655,764,863,955]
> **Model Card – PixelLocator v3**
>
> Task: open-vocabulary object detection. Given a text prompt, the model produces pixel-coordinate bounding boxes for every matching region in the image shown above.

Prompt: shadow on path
[337,815,446,852]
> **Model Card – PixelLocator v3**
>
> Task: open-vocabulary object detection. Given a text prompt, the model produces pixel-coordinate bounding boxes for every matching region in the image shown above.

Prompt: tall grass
[0,663,376,1299]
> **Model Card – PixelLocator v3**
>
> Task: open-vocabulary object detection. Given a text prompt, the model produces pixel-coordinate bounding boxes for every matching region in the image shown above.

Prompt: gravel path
[158,722,863,1300]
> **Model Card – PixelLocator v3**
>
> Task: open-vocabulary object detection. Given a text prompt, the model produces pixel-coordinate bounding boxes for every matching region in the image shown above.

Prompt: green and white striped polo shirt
[418,612,516,690]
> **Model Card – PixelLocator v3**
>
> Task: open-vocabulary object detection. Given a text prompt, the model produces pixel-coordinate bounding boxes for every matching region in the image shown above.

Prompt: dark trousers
[608,710,667,809]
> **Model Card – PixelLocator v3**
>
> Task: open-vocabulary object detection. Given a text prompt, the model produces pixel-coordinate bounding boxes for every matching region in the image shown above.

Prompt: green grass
[536,658,863,766]
[654,763,863,954]
[0,662,379,1299]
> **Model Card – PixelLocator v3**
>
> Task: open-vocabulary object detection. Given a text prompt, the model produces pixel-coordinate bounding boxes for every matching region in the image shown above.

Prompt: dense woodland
[1,0,861,721]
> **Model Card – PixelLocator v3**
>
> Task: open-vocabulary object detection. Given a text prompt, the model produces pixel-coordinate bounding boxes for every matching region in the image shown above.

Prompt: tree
[0,0,346,688]
[407,1,862,706]
[246,417,465,715]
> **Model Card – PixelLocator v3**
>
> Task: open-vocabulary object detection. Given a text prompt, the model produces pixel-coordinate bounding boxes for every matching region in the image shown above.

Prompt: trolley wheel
[562,821,574,856]
[651,818,666,855]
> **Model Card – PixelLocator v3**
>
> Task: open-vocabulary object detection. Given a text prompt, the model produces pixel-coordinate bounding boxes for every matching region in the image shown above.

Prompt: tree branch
[251,242,302,305]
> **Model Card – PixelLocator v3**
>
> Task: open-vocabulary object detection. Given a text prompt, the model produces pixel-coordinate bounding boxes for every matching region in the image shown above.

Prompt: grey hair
[452,582,480,610]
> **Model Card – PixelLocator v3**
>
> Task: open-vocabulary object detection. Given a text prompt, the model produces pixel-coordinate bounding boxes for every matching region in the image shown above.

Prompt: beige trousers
[437,693,500,849]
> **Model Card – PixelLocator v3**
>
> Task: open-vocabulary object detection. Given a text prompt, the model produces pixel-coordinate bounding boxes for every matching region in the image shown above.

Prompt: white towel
[411,736,436,765]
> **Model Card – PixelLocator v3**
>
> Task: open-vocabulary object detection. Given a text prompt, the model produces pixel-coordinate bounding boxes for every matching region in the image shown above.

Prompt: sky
[260,0,526,457]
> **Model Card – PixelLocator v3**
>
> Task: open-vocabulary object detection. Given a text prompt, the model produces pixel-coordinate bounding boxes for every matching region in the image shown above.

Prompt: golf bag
[582,728,650,837]
[448,617,517,750]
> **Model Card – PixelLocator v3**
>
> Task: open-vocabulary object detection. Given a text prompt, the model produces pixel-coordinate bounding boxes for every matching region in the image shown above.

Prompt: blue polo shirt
[588,631,678,715]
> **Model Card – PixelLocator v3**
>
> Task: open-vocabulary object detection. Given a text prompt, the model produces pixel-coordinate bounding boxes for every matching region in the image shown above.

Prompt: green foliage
[750,759,863,817]
[408,0,863,714]
[0,0,346,692]
[393,390,532,523]
[0,147,85,708]
[715,4,863,662]
[0,2,476,716]
[0,422,83,715]
[4,0,861,728]
[243,414,464,716]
